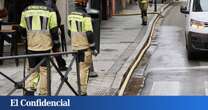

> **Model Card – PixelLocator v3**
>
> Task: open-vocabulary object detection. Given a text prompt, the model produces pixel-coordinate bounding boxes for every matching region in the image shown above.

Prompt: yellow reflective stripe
[139,0,147,3]
[141,1,147,3]
[23,10,50,18]
[69,14,83,22]
[28,6,48,10]
[20,9,57,30]
[71,20,78,32]
[71,12,83,16]
[20,12,27,28]
[32,16,41,30]
[68,13,93,32]
[49,12,57,29]
[84,17,93,32]
[31,72,39,88]
[68,14,84,32]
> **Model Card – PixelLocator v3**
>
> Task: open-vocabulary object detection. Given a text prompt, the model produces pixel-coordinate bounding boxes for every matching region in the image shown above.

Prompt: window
[193,0,208,12]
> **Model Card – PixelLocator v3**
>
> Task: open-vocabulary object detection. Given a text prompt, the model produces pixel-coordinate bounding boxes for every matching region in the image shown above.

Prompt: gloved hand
[92,50,98,56]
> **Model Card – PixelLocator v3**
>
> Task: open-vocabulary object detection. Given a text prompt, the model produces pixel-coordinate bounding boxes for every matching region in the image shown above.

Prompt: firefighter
[20,0,60,95]
[46,0,68,71]
[138,0,148,25]
[68,0,97,96]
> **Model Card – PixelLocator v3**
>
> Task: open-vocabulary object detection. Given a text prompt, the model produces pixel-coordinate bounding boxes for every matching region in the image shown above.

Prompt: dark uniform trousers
[138,0,148,25]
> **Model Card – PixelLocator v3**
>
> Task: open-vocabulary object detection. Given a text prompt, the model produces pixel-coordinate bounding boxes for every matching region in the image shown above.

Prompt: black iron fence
[0,51,82,96]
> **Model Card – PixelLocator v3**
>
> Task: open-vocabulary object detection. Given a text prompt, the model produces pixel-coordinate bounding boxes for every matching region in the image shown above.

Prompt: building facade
[0,0,134,22]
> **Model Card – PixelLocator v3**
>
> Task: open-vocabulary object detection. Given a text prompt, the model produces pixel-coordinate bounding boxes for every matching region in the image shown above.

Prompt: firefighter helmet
[74,0,88,7]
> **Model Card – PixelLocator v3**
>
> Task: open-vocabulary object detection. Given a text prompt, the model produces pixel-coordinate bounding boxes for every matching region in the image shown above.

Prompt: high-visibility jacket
[67,8,94,51]
[138,0,148,10]
[20,5,59,51]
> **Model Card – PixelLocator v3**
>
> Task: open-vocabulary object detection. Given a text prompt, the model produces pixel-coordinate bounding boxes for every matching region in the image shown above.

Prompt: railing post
[23,57,26,95]
[0,20,3,65]
[0,51,77,96]
[46,56,52,96]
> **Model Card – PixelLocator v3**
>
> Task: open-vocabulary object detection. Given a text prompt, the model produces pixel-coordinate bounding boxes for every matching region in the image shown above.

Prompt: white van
[181,0,208,60]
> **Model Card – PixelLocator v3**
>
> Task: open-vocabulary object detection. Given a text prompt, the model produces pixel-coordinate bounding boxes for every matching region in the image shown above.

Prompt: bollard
[0,20,3,65]
[46,56,51,96]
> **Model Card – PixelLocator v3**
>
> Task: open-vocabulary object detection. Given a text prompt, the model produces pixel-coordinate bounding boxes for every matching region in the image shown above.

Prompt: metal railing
[0,52,82,96]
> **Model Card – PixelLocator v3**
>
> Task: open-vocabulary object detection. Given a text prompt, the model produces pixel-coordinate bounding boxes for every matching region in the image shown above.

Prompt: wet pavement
[0,3,165,96]
[139,2,208,96]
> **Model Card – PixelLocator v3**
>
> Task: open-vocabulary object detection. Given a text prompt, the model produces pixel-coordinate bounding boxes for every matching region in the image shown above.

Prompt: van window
[193,0,208,12]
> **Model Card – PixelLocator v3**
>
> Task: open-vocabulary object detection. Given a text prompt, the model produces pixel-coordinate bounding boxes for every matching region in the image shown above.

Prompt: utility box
[87,9,101,54]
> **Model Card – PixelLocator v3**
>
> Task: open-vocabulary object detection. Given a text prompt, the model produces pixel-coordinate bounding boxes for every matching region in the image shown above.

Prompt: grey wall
[56,0,68,25]
[56,0,75,43]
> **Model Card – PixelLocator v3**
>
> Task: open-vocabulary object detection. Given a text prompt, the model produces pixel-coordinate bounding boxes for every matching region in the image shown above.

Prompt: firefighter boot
[24,91,35,96]
[89,71,98,78]
[89,63,98,78]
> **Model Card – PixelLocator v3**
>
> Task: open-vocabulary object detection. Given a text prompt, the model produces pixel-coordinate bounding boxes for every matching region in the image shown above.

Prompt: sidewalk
[0,4,165,96]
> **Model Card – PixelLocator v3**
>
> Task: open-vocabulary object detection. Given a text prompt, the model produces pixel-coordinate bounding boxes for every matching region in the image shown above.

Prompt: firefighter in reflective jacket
[68,0,96,96]
[20,0,60,95]
[138,0,148,25]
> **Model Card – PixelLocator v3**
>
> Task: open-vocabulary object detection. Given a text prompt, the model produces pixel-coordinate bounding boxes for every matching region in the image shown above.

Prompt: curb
[109,3,172,96]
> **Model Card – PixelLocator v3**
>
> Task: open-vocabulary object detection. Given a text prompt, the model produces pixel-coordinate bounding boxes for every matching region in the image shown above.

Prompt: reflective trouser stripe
[90,43,96,47]
[53,40,60,44]
[25,70,39,91]
[25,67,48,95]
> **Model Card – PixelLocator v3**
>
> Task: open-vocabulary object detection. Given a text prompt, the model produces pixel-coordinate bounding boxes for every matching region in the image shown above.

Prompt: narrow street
[2,0,208,96]
[139,2,208,95]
